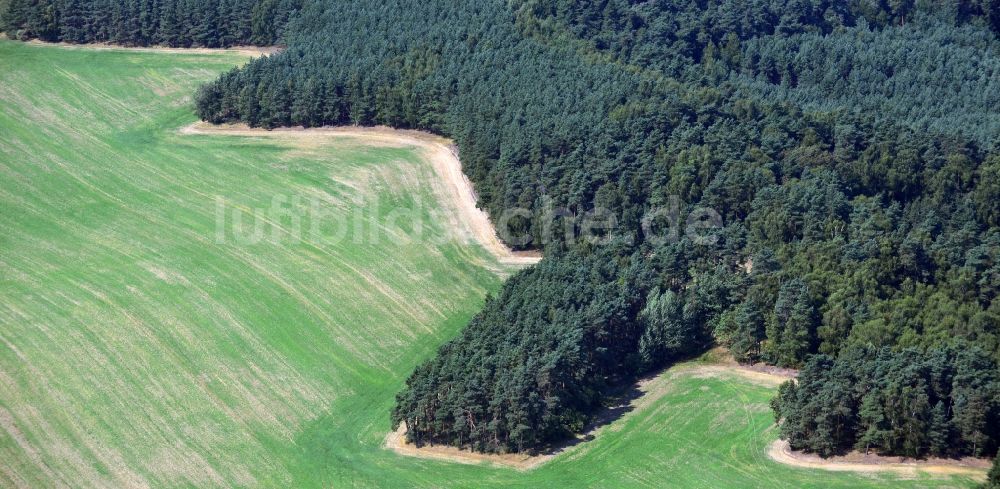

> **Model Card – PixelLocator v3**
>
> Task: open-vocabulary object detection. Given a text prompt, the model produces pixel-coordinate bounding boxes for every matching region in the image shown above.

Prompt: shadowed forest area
[1,0,301,46]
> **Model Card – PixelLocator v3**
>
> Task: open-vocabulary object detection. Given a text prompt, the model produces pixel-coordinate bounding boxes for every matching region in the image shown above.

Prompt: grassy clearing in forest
[0,40,981,488]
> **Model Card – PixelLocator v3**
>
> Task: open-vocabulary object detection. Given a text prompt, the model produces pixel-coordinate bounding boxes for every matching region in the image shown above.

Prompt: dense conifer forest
[772,345,1000,458]
[0,0,301,46]
[5,0,999,458]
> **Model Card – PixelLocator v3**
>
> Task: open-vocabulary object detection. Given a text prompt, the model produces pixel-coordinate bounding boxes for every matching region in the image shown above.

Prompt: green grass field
[0,40,981,488]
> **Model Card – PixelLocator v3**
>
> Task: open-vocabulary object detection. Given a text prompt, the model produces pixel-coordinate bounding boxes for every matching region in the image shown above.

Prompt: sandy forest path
[19,38,281,57]
[180,122,542,267]
[767,440,989,480]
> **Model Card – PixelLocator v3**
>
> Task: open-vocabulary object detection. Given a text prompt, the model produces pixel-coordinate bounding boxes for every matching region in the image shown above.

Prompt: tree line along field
[187,0,1000,459]
[0,40,986,487]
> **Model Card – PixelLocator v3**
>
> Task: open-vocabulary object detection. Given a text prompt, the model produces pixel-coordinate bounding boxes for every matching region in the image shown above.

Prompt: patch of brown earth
[21,39,280,57]
[767,440,989,481]
[384,424,552,471]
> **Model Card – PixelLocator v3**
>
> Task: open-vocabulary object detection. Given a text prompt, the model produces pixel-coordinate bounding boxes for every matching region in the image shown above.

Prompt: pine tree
[637,288,689,370]
[731,286,769,363]
[318,78,342,125]
[57,0,87,42]
[857,389,889,455]
[927,401,952,457]
[986,453,1000,488]
[766,279,817,367]
[290,77,322,127]
[249,0,275,44]
[1,0,30,38]
[189,0,219,47]
[954,390,991,457]
[156,0,178,45]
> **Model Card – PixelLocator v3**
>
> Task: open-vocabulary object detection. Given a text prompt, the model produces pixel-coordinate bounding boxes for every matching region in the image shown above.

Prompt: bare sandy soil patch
[693,347,798,386]
[767,440,989,481]
[20,38,280,57]
[180,122,543,267]
[385,424,554,471]
[672,363,793,388]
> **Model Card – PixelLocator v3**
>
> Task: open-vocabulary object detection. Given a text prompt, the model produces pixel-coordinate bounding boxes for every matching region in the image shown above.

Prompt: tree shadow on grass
[527,367,675,458]
[528,349,717,458]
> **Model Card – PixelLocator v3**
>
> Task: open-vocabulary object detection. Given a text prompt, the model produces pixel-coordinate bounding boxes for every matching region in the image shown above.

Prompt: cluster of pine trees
[516,0,1000,71]
[772,345,1000,458]
[732,19,1000,146]
[0,0,301,46]
[392,241,738,452]
[518,0,1000,145]
[6,0,997,457]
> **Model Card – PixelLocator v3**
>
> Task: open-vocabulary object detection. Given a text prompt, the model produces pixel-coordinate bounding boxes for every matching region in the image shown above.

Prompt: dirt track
[384,424,552,471]
[180,122,542,266]
[20,38,280,57]
[767,440,988,481]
